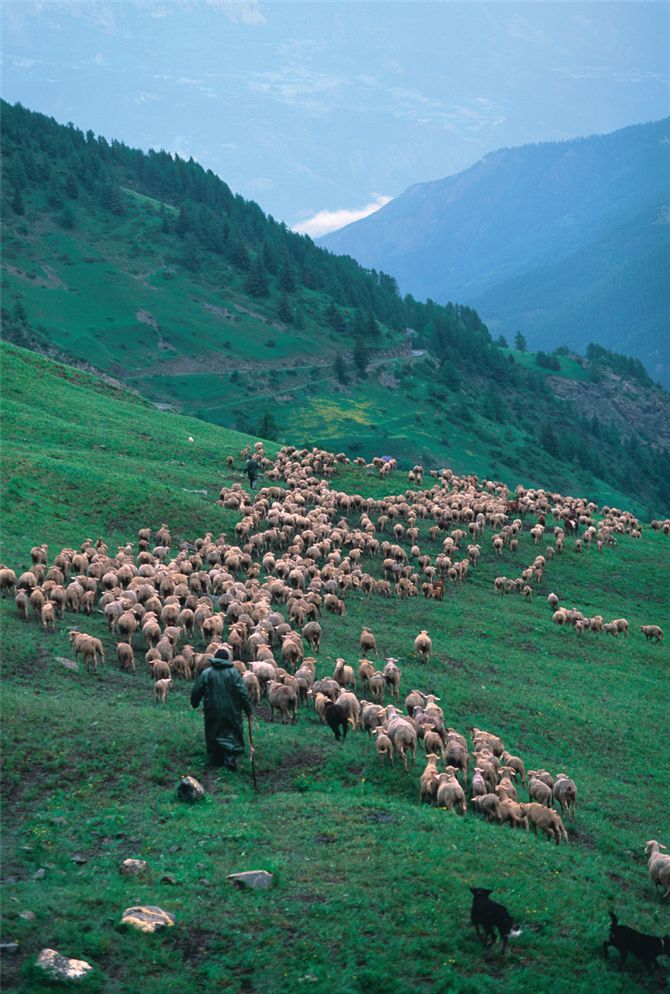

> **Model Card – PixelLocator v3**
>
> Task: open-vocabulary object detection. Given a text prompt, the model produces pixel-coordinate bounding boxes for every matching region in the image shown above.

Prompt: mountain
[320,119,670,386]
[2,100,670,515]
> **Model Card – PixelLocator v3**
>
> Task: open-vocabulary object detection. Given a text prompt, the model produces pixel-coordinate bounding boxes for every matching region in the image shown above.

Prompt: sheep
[501,750,527,788]
[69,631,105,674]
[383,657,401,701]
[498,799,528,830]
[301,621,322,653]
[640,625,664,643]
[358,658,375,691]
[15,590,29,621]
[369,671,386,704]
[644,841,670,899]
[470,767,487,798]
[419,754,440,803]
[359,627,378,657]
[413,629,432,663]
[494,768,517,803]
[242,670,261,705]
[435,772,467,814]
[611,617,629,636]
[470,793,502,823]
[151,658,172,681]
[336,690,361,729]
[385,711,417,771]
[404,689,426,717]
[323,700,348,741]
[552,773,577,820]
[372,726,394,764]
[444,734,469,786]
[0,567,17,597]
[40,601,56,632]
[518,803,568,844]
[471,728,504,757]
[528,775,553,807]
[117,642,135,673]
[267,680,297,723]
[333,658,356,690]
[424,729,445,758]
[360,702,385,737]
[154,677,172,703]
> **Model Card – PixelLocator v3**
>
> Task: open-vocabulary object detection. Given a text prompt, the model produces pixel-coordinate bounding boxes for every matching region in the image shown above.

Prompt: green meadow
[1,344,669,993]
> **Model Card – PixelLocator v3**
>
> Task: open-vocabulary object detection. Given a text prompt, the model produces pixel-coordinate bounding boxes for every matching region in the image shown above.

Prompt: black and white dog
[603,912,670,971]
[470,887,522,952]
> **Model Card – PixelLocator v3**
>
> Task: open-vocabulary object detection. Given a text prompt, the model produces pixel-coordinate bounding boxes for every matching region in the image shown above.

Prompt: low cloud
[294,195,392,238]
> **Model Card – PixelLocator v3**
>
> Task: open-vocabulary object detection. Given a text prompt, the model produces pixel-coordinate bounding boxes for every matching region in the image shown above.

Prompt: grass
[2,345,670,992]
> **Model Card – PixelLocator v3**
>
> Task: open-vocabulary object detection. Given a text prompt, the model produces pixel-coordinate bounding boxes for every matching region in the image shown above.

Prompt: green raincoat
[191,657,252,760]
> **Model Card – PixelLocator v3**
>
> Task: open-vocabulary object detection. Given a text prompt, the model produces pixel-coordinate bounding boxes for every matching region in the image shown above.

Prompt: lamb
[518,803,568,844]
[372,726,394,764]
[640,625,664,643]
[435,772,467,814]
[413,629,432,663]
[645,841,670,899]
[242,670,261,705]
[154,677,172,703]
[552,773,577,820]
[116,642,135,673]
[267,680,297,723]
[471,766,487,799]
[383,657,401,701]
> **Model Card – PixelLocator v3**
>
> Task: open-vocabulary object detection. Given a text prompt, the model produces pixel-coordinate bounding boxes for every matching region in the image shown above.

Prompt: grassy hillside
[1,347,669,994]
[2,100,670,517]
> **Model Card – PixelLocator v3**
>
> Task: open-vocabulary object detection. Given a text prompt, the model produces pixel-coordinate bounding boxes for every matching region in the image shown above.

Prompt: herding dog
[603,912,670,972]
[469,887,522,952]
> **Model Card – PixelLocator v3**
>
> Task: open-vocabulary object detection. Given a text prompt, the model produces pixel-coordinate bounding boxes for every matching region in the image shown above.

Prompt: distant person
[245,454,259,489]
[190,647,253,770]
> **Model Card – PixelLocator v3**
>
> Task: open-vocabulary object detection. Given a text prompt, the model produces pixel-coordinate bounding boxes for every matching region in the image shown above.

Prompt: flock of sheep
[1,443,667,896]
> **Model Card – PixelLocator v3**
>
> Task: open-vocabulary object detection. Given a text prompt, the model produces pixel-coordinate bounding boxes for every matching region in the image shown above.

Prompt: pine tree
[11,187,25,215]
[366,310,380,338]
[278,257,296,293]
[514,331,527,352]
[245,255,269,297]
[326,303,346,335]
[353,334,369,378]
[277,293,293,324]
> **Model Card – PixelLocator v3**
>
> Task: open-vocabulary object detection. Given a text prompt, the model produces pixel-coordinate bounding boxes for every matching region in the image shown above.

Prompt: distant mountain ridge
[320,119,670,386]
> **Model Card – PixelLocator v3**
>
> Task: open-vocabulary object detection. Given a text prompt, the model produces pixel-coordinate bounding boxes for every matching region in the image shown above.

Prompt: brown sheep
[333,658,356,690]
[519,803,568,844]
[552,774,577,820]
[470,793,502,823]
[359,627,378,657]
[382,658,401,702]
[640,625,664,643]
[267,680,297,723]
[15,590,29,621]
[419,754,440,803]
[117,642,135,673]
[372,726,394,765]
[435,772,467,814]
[40,601,56,632]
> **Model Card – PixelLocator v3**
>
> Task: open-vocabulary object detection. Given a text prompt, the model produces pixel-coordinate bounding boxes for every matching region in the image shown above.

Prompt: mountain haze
[320,119,670,386]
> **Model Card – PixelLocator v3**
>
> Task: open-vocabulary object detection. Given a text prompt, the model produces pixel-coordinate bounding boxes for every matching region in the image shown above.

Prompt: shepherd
[190,646,253,770]
[245,453,259,490]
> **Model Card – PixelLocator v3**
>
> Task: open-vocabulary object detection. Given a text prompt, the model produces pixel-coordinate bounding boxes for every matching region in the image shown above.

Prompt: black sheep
[324,701,348,742]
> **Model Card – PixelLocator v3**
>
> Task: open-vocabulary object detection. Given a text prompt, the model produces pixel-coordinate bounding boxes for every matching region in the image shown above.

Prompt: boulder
[56,656,79,672]
[120,906,175,933]
[35,948,93,981]
[227,870,274,891]
[119,859,148,877]
[177,776,206,803]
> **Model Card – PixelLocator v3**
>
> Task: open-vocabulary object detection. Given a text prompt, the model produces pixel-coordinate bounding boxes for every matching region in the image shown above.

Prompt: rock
[160,874,177,885]
[177,776,206,803]
[119,859,148,877]
[71,854,88,865]
[20,910,36,921]
[56,656,79,672]
[35,948,93,981]
[32,868,46,880]
[120,906,175,933]
[198,878,211,887]
[0,943,19,954]
[227,870,274,891]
